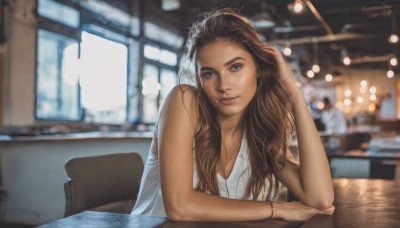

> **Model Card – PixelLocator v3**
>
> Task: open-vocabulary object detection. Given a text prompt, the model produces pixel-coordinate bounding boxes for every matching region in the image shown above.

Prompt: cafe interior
[0,0,400,227]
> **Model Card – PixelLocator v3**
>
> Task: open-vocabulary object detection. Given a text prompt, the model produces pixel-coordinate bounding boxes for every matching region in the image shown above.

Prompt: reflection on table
[38,178,400,228]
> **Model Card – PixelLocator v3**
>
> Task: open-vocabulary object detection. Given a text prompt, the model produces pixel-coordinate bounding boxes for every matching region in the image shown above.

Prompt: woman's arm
[270,48,334,209]
[158,85,333,221]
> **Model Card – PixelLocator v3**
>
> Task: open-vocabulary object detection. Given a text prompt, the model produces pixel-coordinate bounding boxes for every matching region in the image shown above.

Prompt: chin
[216,107,244,117]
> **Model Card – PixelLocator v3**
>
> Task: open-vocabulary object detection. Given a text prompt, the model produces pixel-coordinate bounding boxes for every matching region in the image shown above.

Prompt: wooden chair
[64,153,144,217]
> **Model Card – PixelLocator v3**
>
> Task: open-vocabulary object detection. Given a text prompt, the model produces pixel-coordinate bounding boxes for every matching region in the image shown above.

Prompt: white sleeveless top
[131,136,284,217]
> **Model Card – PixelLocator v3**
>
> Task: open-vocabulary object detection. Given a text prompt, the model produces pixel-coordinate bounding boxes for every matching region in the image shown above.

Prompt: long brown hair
[181,9,294,200]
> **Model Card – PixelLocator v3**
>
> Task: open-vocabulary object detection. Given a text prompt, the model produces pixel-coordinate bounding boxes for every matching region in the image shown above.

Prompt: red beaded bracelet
[268,200,274,220]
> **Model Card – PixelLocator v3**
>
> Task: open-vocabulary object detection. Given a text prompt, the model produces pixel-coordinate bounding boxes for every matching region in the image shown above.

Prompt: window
[160,68,178,107]
[35,1,182,125]
[142,64,160,123]
[142,43,179,123]
[36,29,81,120]
[36,1,140,124]
[79,0,139,36]
[80,31,128,124]
[144,44,177,66]
[37,0,79,28]
[144,21,183,48]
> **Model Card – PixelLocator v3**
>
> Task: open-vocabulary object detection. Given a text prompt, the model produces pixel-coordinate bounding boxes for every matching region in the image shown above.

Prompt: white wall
[1,137,152,225]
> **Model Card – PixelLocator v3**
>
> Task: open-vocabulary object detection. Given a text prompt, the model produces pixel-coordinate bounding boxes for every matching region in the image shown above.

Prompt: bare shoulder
[159,84,199,131]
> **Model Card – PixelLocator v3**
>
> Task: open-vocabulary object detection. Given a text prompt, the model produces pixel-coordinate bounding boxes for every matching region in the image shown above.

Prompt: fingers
[318,205,335,215]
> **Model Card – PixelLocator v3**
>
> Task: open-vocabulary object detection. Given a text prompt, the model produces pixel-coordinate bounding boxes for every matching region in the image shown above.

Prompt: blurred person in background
[321,97,347,150]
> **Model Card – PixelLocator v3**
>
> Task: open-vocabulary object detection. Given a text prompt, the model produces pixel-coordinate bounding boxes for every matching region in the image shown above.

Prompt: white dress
[131,136,284,217]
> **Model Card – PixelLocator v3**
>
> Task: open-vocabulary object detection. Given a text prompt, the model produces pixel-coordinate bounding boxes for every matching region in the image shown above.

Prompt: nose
[217,72,232,93]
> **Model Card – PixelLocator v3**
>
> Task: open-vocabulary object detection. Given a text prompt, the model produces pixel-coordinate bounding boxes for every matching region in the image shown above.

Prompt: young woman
[132,9,335,221]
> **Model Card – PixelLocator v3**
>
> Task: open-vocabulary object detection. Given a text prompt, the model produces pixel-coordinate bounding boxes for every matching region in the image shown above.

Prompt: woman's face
[196,39,258,118]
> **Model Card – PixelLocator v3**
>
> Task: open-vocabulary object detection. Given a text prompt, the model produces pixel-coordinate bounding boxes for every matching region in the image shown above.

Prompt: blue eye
[201,71,215,78]
[231,64,242,71]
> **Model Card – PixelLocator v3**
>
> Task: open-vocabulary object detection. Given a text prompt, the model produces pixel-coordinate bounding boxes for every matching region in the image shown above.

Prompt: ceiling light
[283,47,292,56]
[311,40,320,73]
[356,96,363,104]
[370,94,376,101]
[252,3,275,29]
[343,56,351,66]
[307,70,315,78]
[344,98,351,106]
[161,0,180,11]
[389,34,399,44]
[390,57,398,66]
[369,86,376,94]
[288,0,305,14]
[389,14,398,43]
[387,70,394,78]
[293,1,304,14]
[344,89,352,97]
[360,80,367,87]
[325,74,332,82]
[312,64,320,73]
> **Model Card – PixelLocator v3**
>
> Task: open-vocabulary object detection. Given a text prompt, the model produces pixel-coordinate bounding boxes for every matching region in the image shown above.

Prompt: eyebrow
[199,56,245,71]
[224,56,245,67]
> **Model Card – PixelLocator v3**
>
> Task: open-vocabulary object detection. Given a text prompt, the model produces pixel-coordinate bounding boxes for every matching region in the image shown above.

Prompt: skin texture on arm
[269,47,335,209]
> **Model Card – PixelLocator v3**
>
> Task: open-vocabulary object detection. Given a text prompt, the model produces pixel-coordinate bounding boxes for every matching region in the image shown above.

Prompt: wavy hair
[181,9,295,200]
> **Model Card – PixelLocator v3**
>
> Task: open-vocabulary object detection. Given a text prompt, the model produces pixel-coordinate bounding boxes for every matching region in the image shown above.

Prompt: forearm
[290,89,334,207]
[165,190,273,221]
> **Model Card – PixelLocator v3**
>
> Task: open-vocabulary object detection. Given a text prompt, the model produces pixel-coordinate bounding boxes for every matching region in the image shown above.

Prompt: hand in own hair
[265,46,298,96]
[273,201,335,221]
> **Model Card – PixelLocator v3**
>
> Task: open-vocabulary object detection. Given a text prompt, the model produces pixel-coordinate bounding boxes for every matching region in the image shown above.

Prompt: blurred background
[0,0,399,227]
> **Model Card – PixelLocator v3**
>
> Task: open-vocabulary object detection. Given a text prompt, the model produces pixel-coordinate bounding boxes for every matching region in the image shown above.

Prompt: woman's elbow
[164,200,193,221]
[165,208,184,221]
[315,195,334,209]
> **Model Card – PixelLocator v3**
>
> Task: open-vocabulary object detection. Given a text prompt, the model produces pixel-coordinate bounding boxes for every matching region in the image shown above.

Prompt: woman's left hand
[265,46,299,96]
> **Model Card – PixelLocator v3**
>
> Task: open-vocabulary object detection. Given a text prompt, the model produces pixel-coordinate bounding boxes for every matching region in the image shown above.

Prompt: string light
[307,70,315,78]
[369,86,376,94]
[344,89,352,97]
[311,39,320,73]
[390,57,398,66]
[293,0,304,14]
[389,34,399,44]
[344,98,351,106]
[387,70,394,78]
[325,74,332,82]
[343,56,351,66]
[370,94,377,101]
[312,64,320,73]
[283,47,292,56]
[389,14,398,44]
[360,80,367,87]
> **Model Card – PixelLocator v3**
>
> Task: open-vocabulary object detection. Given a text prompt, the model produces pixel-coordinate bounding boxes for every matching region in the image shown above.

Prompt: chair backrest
[64,153,144,217]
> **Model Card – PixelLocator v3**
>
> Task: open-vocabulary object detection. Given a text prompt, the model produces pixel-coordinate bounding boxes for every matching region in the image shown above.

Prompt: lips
[219,96,238,105]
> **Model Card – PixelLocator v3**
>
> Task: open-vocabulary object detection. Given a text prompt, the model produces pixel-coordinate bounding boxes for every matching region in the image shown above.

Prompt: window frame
[35,17,83,122]
[140,38,180,124]
[35,0,142,124]
[35,0,183,125]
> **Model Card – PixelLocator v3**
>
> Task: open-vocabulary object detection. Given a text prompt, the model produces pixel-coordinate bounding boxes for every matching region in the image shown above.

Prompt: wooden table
[38,179,400,228]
